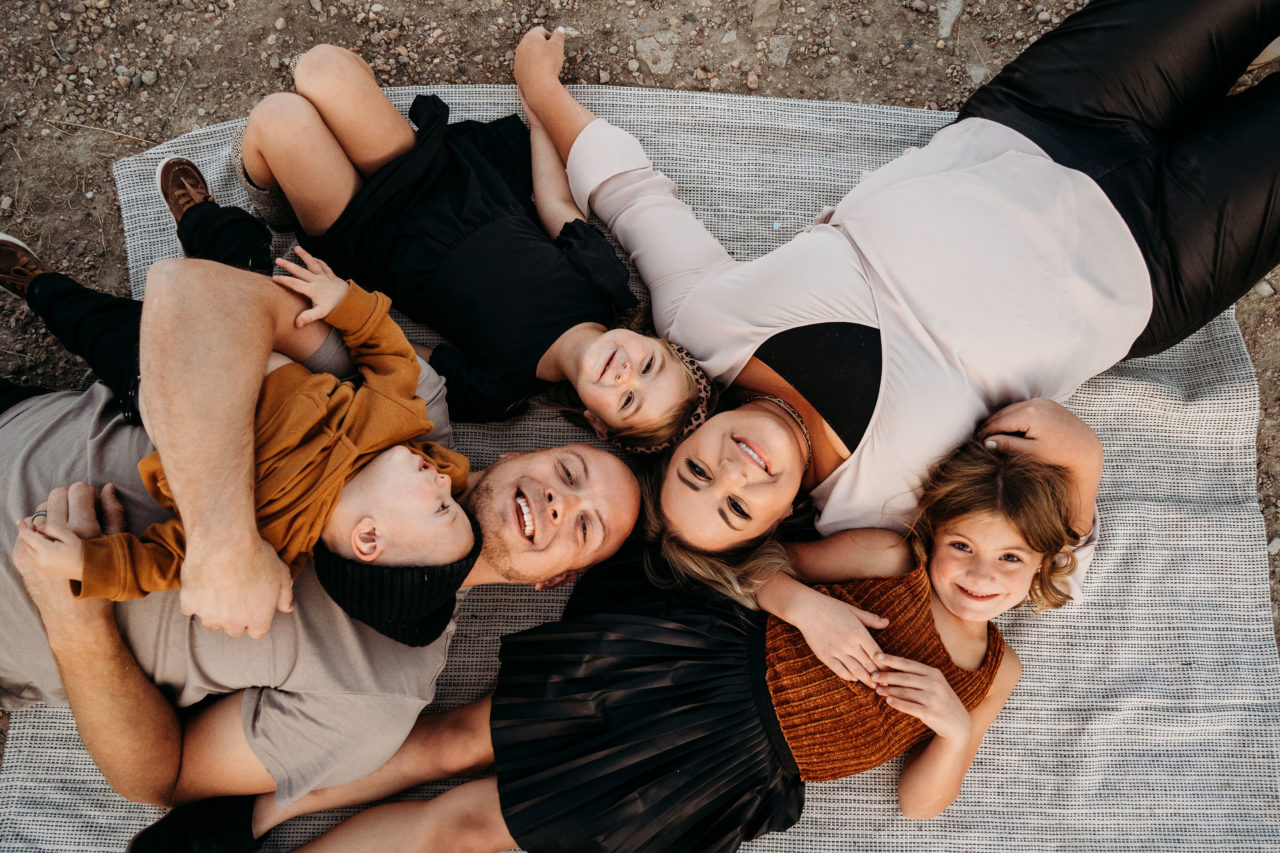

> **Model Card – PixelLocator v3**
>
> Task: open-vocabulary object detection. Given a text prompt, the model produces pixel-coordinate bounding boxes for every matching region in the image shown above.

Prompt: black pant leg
[1121,73,1280,356]
[960,0,1280,176]
[0,377,50,418]
[177,200,274,273]
[25,272,143,419]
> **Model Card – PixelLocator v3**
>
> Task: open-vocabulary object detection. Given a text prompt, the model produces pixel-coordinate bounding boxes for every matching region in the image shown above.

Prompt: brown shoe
[156,157,214,225]
[0,233,53,298]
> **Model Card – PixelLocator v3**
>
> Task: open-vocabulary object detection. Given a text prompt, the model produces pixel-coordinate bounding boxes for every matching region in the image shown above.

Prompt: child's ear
[350,517,384,563]
[582,410,610,441]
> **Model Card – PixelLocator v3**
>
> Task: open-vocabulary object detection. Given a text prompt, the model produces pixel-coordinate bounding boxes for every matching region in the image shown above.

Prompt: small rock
[746,70,759,89]
[1015,30,1026,39]
[911,0,928,12]
[1254,281,1275,297]
[860,14,873,26]
[1269,537,1280,556]
[767,34,793,67]
[274,17,286,30]
[85,191,94,200]
[627,58,640,72]
[0,196,12,211]
[634,36,674,75]
[721,30,737,44]
[310,0,322,10]
[936,39,946,49]
[140,69,157,85]
[269,54,281,69]
[881,54,892,67]
[371,3,384,10]
[1037,10,1051,22]
[131,74,142,88]
[749,0,780,32]
[599,70,610,83]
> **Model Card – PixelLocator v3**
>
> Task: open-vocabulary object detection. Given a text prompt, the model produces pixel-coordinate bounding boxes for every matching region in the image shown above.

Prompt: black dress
[490,545,803,853]
[298,95,636,422]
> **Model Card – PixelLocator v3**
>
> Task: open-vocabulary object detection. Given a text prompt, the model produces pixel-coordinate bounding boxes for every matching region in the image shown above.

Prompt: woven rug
[1,85,1277,852]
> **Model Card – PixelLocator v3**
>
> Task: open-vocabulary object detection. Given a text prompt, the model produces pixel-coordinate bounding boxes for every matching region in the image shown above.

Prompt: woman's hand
[272,247,348,328]
[792,592,889,687]
[515,26,566,91]
[872,653,972,743]
[979,398,1103,536]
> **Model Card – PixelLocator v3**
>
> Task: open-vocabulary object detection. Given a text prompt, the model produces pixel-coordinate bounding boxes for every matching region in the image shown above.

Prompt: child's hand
[793,592,889,688]
[872,653,972,743]
[515,26,566,90]
[13,517,86,584]
[272,247,348,328]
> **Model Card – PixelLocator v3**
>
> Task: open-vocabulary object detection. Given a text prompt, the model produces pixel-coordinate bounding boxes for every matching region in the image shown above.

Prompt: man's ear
[350,517,384,563]
[582,410,610,441]
[534,570,581,591]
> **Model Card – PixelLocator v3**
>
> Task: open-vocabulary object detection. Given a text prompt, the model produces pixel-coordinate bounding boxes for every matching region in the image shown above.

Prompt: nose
[612,358,633,384]
[717,451,748,486]
[544,486,581,524]
[435,471,450,489]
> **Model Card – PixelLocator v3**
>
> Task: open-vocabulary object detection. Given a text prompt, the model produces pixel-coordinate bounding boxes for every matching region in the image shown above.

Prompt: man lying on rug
[0,224,640,815]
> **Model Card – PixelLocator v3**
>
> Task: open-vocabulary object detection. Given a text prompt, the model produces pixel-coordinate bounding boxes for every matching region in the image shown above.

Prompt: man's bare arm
[139,258,328,638]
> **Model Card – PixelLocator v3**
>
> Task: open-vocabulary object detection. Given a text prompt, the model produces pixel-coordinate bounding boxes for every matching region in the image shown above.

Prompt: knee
[246,92,319,140]
[293,44,371,101]
[143,257,190,305]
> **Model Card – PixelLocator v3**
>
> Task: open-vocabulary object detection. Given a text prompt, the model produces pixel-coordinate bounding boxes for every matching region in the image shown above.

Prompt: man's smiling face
[465,445,640,586]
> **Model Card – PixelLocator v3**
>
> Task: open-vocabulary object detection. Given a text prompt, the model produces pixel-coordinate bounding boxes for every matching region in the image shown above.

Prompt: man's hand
[791,590,889,688]
[271,247,348,328]
[979,398,1100,470]
[178,535,294,639]
[514,26,566,91]
[12,483,123,634]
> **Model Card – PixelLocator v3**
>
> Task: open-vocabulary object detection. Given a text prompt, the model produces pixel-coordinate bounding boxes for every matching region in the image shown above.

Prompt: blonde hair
[908,439,1078,612]
[637,460,805,609]
[542,338,704,452]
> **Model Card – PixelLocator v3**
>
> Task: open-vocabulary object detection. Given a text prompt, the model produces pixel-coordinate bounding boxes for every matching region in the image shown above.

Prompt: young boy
[10,158,477,639]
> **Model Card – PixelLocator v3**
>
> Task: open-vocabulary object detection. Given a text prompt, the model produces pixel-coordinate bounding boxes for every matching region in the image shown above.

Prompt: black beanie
[312,515,484,647]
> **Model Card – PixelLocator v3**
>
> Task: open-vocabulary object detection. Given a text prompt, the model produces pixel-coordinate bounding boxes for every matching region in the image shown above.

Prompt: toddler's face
[356,446,474,566]
[573,329,689,433]
[928,511,1042,623]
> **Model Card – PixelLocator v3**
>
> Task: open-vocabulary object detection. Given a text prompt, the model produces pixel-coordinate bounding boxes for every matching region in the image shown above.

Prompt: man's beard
[464,461,532,585]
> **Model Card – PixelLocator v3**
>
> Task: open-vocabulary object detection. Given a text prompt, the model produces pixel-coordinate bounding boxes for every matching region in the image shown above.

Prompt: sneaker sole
[0,232,36,255]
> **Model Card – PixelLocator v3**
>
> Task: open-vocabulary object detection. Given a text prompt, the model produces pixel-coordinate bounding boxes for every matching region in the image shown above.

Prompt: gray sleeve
[299,327,357,382]
[240,687,429,808]
[414,355,453,447]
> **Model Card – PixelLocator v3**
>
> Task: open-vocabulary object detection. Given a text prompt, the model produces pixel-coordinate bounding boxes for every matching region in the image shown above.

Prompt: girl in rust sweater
[140,400,1101,853]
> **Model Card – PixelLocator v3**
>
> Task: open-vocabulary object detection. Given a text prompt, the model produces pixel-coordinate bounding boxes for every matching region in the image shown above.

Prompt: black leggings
[960,0,1280,357]
[9,201,272,422]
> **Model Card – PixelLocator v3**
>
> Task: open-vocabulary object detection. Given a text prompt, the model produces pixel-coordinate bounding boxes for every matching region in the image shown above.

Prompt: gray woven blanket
[2,86,1277,852]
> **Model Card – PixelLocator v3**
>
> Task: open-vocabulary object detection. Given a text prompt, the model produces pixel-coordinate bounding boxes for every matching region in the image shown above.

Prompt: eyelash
[560,463,574,486]
[686,459,708,480]
[641,356,655,375]
[437,502,448,515]
[728,496,750,520]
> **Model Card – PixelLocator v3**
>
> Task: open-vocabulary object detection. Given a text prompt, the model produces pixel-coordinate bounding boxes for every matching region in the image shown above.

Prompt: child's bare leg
[295,778,514,853]
[292,44,416,177]
[240,93,362,237]
[251,697,495,837]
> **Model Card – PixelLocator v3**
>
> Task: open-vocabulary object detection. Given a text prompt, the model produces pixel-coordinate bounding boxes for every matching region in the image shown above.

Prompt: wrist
[44,604,117,652]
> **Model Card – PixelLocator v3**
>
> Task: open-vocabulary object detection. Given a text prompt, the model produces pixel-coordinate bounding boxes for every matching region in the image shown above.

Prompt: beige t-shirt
[568,117,1152,536]
[0,367,457,806]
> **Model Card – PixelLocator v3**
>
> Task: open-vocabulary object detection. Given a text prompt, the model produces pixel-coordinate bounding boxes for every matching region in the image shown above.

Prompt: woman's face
[660,401,808,552]
[574,329,689,434]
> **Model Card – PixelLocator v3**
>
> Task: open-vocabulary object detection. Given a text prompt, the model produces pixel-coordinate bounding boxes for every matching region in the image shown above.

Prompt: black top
[752,323,882,452]
[299,95,635,422]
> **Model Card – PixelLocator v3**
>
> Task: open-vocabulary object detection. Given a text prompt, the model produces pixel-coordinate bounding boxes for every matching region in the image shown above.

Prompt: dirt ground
[1,0,1278,642]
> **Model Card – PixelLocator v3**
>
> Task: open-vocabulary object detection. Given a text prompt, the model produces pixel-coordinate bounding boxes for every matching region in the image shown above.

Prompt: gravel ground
[2,0,1278,625]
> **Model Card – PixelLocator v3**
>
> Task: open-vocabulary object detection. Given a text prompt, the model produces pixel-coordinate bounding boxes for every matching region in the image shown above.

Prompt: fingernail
[556,26,565,32]
[984,439,997,448]
[876,653,886,661]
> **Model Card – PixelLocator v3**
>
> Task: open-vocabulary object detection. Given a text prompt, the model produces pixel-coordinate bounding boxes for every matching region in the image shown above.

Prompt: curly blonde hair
[909,439,1078,612]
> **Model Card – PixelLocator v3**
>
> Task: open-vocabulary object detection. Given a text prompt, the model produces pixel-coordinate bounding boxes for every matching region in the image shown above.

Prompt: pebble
[911,0,928,12]
[371,3,384,11]
[749,0,780,32]
[1037,10,1051,22]
[721,30,737,44]
[627,58,640,72]
[140,69,157,85]
[598,70,610,83]
[767,34,793,67]
[746,70,759,89]
[85,191,94,200]
[1254,281,1275,297]
[269,54,281,69]
[860,13,873,26]
[274,17,286,30]
[634,37,674,74]
[311,0,322,10]
[1269,537,1280,556]
[0,196,12,211]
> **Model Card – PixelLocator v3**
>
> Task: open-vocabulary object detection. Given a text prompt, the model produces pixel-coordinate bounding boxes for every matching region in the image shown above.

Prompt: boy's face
[348,446,474,566]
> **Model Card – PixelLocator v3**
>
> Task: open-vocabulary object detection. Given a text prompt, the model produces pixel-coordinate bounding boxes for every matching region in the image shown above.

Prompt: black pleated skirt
[490,553,803,853]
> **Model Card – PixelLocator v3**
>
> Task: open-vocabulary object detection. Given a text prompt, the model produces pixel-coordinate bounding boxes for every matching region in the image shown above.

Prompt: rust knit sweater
[765,563,1005,781]
[76,282,470,600]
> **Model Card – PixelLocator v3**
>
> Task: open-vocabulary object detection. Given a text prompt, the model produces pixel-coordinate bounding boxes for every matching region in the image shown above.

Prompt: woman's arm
[892,648,1022,820]
[514,27,596,163]
[979,399,1103,538]
[786,527,913,583]
[522,95,587,236]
